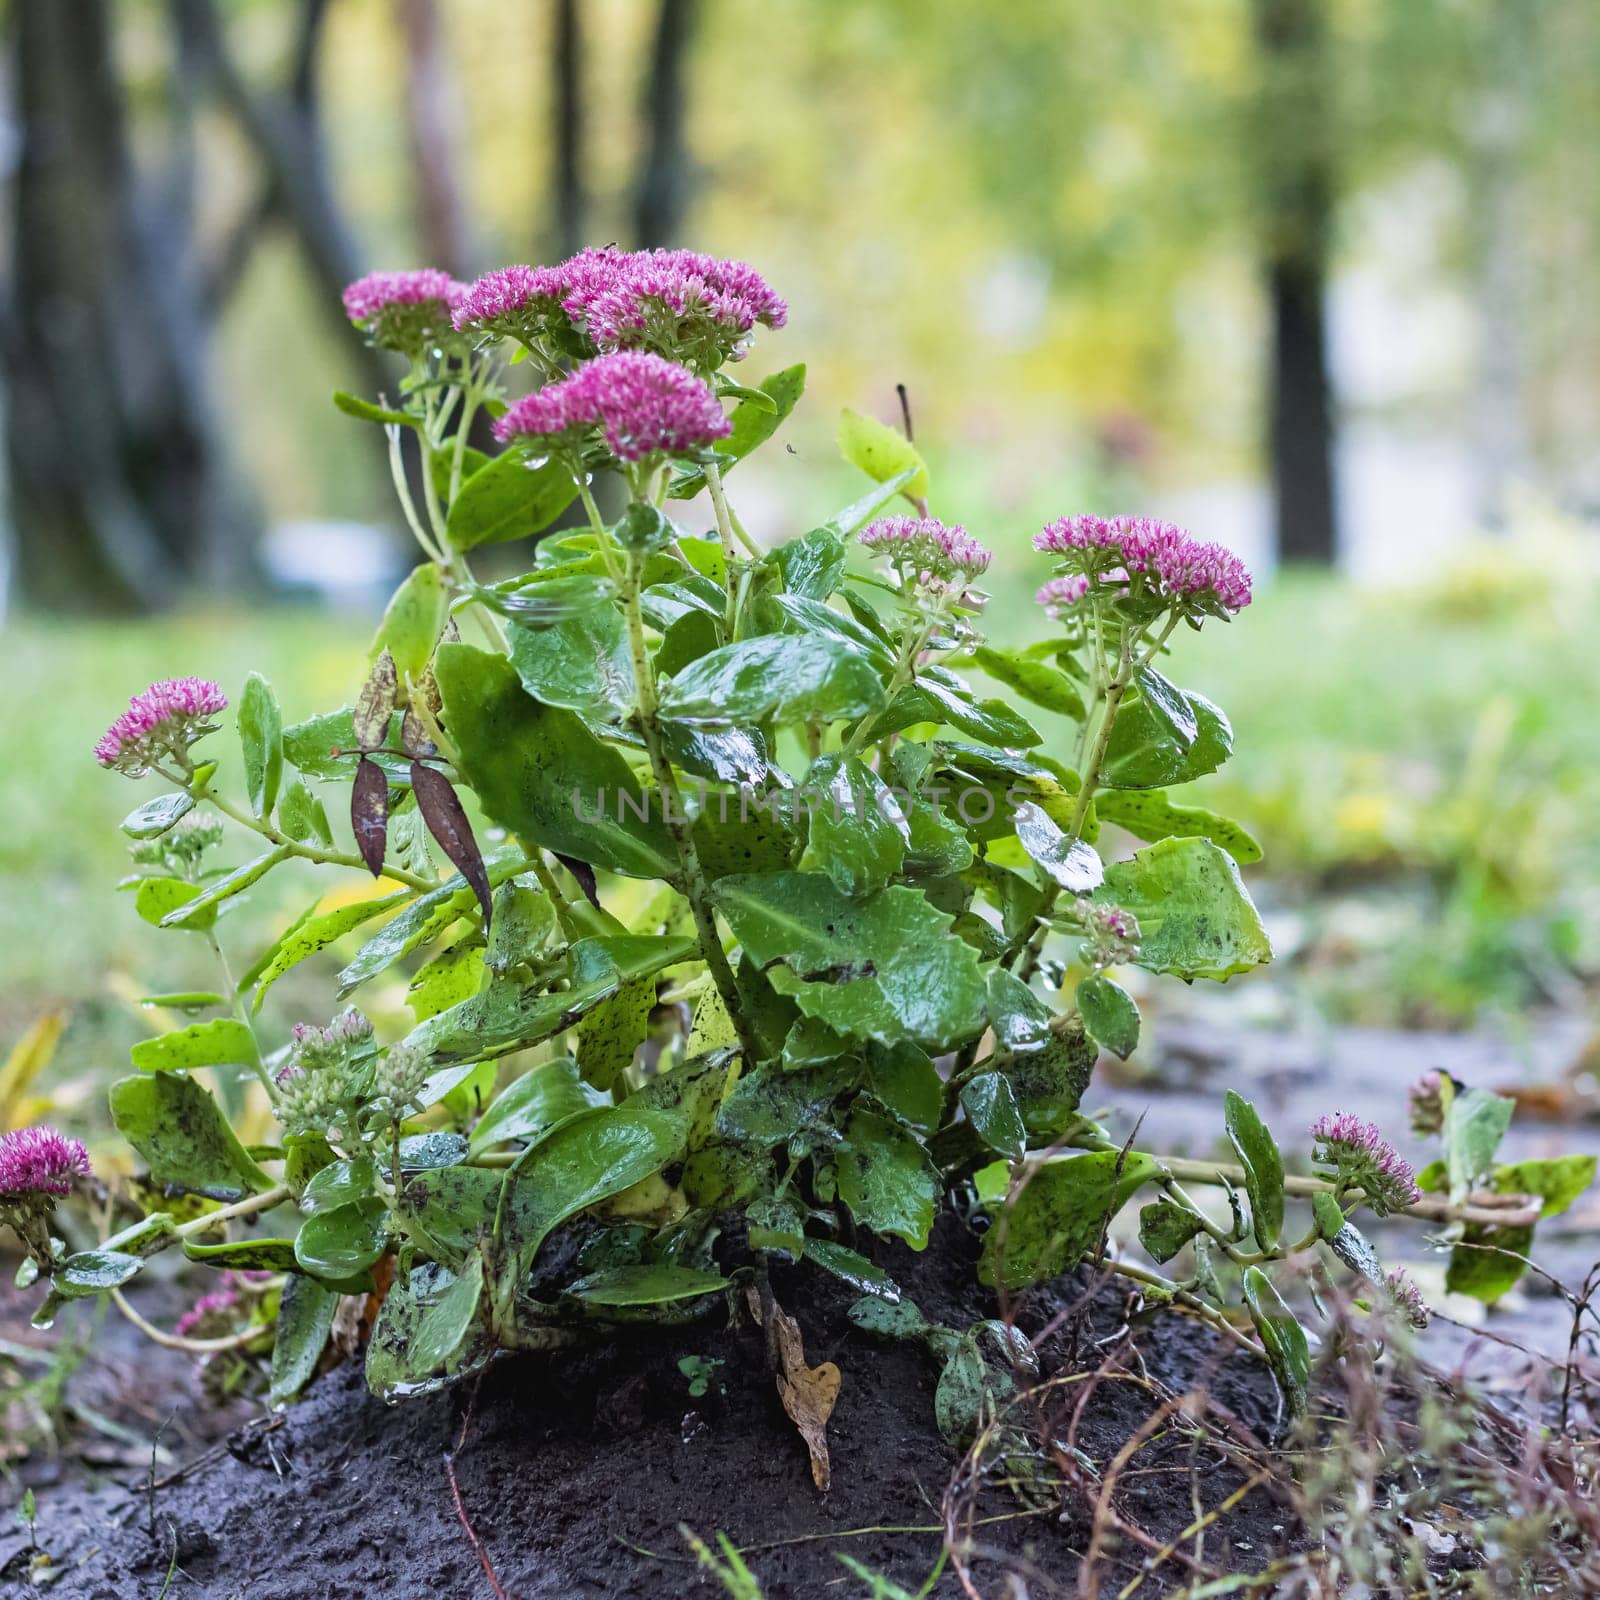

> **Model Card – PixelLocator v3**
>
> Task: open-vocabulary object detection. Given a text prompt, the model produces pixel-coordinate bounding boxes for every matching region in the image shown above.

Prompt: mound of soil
[16,1218,1290,1598]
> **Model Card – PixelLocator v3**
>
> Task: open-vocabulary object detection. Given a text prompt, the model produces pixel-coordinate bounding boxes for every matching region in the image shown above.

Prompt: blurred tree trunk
[633,0,699,247]
[550,0,585,258]
[398,0,472,275]
[3,0,257,611]
[1252,0,1339,566]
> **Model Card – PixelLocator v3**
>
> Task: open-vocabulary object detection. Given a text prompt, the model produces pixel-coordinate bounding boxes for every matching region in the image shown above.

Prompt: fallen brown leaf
[745,1287,841,1491]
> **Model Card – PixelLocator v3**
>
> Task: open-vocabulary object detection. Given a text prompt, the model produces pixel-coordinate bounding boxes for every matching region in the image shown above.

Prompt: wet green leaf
[294,1197,388,1279]
[446,451,578,549]
[1076,975,1140,1060]
[1225,1090,1284,1251]
[659,635,886,728]
[49,1249,143,1300]
[979,1150,1159,1290]
[565,1264,727,1306]
[131,1018,257,1073]
[366,1258,487,1400]
[1103,669,1233,790]
[961,1073,1026,1161]
[468,1058,606,1153]
[803,1240,901,1300]
[836,1108,937,1249]
[837,406,929,502]
[121,791,194,840]
[509,605,635,722]
[1013,801,1103,891]
[970,645,1087,721]
[670,363,806,497]
[1139,1199,1205,1264]
[183,1236,299,1272]
[238,674,283,819]
[799,754,908,897]
[252,889,408,1008]
[1096,838,1271,981]
[1241,1266,1310,1417]
[270,1275,339,1405]
[109,1072,273,1200]
[714,872,988,1052]
[437,643,675,879]
[1092,789,1262,865]
[371,563,449,685]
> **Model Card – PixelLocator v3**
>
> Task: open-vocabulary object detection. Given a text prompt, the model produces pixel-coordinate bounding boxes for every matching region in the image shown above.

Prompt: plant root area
[9,1219,1293,1599]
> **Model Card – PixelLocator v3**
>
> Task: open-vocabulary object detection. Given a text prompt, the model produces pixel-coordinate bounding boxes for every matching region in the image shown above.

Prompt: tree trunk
[550,0,585,258]
[1252,0,1339,567]
[633,0,699,248]
[3,0,257,611]
[397,0,471,275]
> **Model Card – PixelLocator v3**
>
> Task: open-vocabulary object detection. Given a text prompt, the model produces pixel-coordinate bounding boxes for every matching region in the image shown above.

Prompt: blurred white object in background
[260,520,405,607]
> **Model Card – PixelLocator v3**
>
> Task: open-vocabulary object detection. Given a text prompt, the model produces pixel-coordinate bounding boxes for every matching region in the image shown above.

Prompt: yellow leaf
[0,1013,64,1131]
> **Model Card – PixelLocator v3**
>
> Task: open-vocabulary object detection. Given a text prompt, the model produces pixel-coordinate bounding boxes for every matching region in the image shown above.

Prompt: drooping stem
[204,927,274,1096]
[618,546,760,1064]
[703,460,754,636]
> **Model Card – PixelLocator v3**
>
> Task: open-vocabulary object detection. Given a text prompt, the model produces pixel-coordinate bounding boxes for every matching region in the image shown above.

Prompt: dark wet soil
[6,1216,1292,1599]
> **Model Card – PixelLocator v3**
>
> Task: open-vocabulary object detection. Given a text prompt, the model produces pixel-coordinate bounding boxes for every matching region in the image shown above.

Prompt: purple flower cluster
[1407,1070,1447,1137]
[858,516,993,587]
[456,247,785,369]
[94,677,227,776]
[0,1125,90,1199]
[1082,902,1140,969]
[342,269,467,358]
[1384,1268,1430,1331]
[494,350,731,464]
[1310,1112,1421,1217]
[1033,515,1252,618]
[175,1281,240,1339]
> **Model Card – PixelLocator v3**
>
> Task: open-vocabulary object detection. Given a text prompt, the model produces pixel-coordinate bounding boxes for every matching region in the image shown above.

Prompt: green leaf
[878,676,1040,749]
[565,1264,727,1306]
[576,977,655,1092]
[109,1072,273,1200]
[799,754,908,897]
[1442,1086,1515,1198]
[238,674,283,819]
[135,876,214,931]
[1092,789,1262,865]
[837,407,929,503]
[1139,1199,1205,1264]
[1103,669,1233,790]
[371,563,449,685]
[294,1197,388,1280]
[508,606,634,722]
[183,1237,299,1273]
[1494,1154,1596,1219]
[809,468,921,542]
[437,643,675,879]
[1096,838,1271,981]
[159,848,289,930]
[612,502,678,554]
[277,779,333,845]
[1311,1191,1347,1242]
[445,450,579,549]
[130,1018,257,1073]
[970,646,1087,721]
[865,1043,943,1134]
[1224,1090,1285,1251]
[283,707,408,781]
[484,882,558,976]
[251,890,407,1009]
[467,1058,606,1153]
[961,1073,1027,1162]
[773,530,846,601]
[301,1155,377,1213]
[670,363,806,497]
[713,872,988,1052]
[836,1108,937,1249]
[803,1240,901,1301]
[1013,801,1103,891]
[770,594,895,672]
[333,389,412,426]
[366,1257,486,1400]
[1241,1266,1310,1416]
[1444,1154,1597,1305]
[407,942,486,1021]
[269,1275,339,1405]
[978,1150,1159,1290]
[718,1061,858,1145]
[121,791,194,840]
[658,635,886,728]
[934,1334,994,1450]
[49,1249,144,1301]
[1076,975,1139,1060]
[495,1104,684,1295]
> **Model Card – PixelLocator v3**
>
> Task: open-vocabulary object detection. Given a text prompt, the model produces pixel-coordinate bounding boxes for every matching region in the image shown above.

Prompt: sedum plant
[11,246,1589,1432]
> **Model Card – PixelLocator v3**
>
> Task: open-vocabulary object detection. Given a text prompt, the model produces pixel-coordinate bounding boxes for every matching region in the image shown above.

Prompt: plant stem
[171,1185,292,1241]
[203,928,274,1095]
[618,547,760,1065]
[191,777,437,893]
[703,461,746,636]
[110,1287,273,1355]
[576,478,623,585]
[841,610,937,760]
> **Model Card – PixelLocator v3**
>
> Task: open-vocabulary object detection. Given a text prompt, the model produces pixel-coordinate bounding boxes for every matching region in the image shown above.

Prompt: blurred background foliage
[2,0,1598,1110]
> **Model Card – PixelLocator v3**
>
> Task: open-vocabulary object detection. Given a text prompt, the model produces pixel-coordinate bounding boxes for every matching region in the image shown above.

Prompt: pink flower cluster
[175,1281,240,1339]
[494,350,731,464]
[1310,1112,1420,1216]
[1033,515,1252,617]
[1082,901,1140,969]
[858,516,993,586]
[94,677,228,776]
[1035,574,1091,617]
[342,269,467,356]
[456,247,785,368]
[0,1125,90,1199]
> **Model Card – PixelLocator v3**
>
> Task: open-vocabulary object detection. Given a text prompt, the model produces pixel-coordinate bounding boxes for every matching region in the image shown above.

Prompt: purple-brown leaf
[410,761,492,929]
[354,649,398,753]
[555,853,600,909]
[352,757,389,877]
